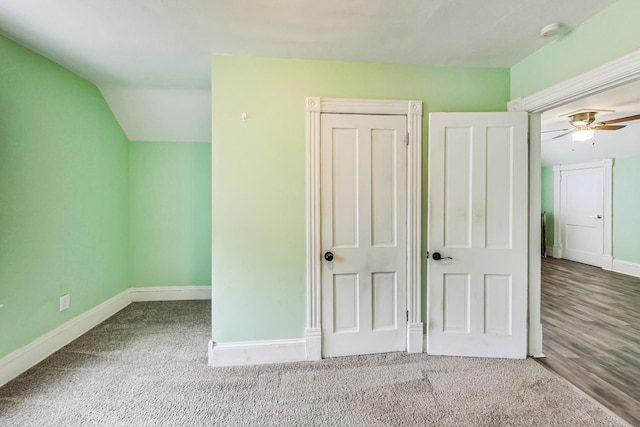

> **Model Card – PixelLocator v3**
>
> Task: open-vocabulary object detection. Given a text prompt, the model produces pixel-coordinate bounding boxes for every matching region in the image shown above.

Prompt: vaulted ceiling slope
[0,0,618,89]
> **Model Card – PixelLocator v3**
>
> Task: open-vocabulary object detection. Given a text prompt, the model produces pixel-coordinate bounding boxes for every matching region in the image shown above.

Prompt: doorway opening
[510,49,640,424]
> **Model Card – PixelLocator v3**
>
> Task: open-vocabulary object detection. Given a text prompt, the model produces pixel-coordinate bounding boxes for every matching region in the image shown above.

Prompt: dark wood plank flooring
[538,257,640,426]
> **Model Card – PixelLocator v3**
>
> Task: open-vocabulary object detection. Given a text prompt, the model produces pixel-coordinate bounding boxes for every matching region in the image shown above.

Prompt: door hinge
[406,310,409,322]
[406,132,409,145]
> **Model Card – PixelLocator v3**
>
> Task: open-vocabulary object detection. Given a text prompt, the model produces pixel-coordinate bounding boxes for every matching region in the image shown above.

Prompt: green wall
[511,0,640,99]
[129,141,211,286]
[0,36,129,359]
[613,156,640,264]
[211,55,510,342]
[0,36,212,361]
[541,166,554,247]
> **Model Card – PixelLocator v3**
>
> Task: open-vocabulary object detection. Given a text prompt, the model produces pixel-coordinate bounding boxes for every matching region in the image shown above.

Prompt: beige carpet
[0,301,625,426]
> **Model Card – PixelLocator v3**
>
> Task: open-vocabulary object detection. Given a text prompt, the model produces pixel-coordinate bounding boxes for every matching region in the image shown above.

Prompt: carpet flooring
[0,301,627,426]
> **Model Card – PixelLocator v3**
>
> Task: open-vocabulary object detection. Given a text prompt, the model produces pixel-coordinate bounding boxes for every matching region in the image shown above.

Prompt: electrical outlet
[59,294,70,311]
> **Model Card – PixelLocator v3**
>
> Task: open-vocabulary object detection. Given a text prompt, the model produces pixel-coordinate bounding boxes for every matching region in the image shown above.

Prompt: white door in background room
[557,162,611,268]
[427,112,528,359]
[320,113,407,358]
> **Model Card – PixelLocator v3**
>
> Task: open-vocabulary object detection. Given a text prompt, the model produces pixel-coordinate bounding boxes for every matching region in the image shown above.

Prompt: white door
[320,113,407,358]
[560,166,605,266]
[427,112,528,359]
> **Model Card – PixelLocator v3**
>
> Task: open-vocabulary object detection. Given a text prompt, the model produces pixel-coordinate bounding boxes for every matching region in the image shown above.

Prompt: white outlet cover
[59,294,70,311]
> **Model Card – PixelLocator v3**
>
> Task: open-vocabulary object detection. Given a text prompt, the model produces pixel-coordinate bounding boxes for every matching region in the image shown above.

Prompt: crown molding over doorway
[508,49,640,114]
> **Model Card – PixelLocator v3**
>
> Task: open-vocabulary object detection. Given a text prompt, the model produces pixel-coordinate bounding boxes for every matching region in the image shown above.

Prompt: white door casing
[305,98,423,360]
[552,160,613,268]
[427,112,528,359]
[320,113,407,357]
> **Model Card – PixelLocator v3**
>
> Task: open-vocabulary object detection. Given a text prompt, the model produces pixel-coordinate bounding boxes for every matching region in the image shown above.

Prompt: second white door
[560,165,605,267]
[320,113,407,358]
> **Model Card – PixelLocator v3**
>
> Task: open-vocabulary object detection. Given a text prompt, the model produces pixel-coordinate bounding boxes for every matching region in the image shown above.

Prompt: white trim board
[0,290,130,387]
[508,49,640,114]
[0,285,212,387]
[130,285,212,301]
[612,259,640,278]
[208,339,306,367]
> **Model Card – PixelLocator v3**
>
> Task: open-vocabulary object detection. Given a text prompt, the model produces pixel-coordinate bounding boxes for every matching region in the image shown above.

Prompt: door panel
[331,129,358,248]
[443,274,470,333]
[321,113,407,358]
[428,112,528,359]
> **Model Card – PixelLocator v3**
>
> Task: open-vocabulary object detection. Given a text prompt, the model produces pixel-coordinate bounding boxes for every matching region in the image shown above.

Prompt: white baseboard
[304,328,322,361]
[129,285,211,301]
[0,289,131,387]
[612,259,640,278]
[407,323,424,353]
[208,338,307,367]
[0,285,212,387]
[545,246,553,257]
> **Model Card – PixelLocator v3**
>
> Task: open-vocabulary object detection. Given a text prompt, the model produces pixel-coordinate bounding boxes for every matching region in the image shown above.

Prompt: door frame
[552,160,613,267]
[304,97,424,360]
[508,48,640,357]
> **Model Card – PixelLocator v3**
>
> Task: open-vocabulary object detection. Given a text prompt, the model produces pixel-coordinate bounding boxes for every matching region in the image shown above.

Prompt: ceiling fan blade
[592,125,626,131]
[541,128,569,133]
[598,114,640,125]
[552,129,576,139]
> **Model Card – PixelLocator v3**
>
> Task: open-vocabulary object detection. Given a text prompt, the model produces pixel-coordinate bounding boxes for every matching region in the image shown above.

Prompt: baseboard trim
[601,255,614,271]
[407,323,424,353]
[208,338,307,367]
[129,286,211,301]
[304,328,322,361]
[0,289,131,387]
[612,259,640,278]
[0,285,212,387]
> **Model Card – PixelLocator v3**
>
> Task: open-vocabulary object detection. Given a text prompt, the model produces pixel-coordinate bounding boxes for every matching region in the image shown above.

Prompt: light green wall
[511,0,640,99]
[613,156,640,264]
[541,166,554,247]
[0,36,129,359]
[129,141,211,286]
[211,55,510,342]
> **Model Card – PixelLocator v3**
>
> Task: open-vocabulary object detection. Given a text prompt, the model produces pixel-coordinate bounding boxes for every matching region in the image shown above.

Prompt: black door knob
[324,252,334,261]
[431,252,452,261]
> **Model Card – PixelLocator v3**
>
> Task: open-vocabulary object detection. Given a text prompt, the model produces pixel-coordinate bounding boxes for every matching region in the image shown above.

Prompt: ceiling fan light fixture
[572,128,594,142]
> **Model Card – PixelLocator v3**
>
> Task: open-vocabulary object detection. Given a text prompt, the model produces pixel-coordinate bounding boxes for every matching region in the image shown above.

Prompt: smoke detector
[539,23,562,38]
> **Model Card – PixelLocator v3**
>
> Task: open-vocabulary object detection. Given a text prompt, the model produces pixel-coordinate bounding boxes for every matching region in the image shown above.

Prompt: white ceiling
[540,79,640,166]
[0,0,618,89]
[3,0,636,157]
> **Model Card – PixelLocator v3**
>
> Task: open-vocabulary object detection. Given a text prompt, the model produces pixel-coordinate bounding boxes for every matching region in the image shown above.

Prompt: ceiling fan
[544,111,640,145]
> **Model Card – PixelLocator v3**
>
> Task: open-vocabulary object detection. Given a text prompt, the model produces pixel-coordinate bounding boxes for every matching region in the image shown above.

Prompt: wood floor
[538,257,640,426]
